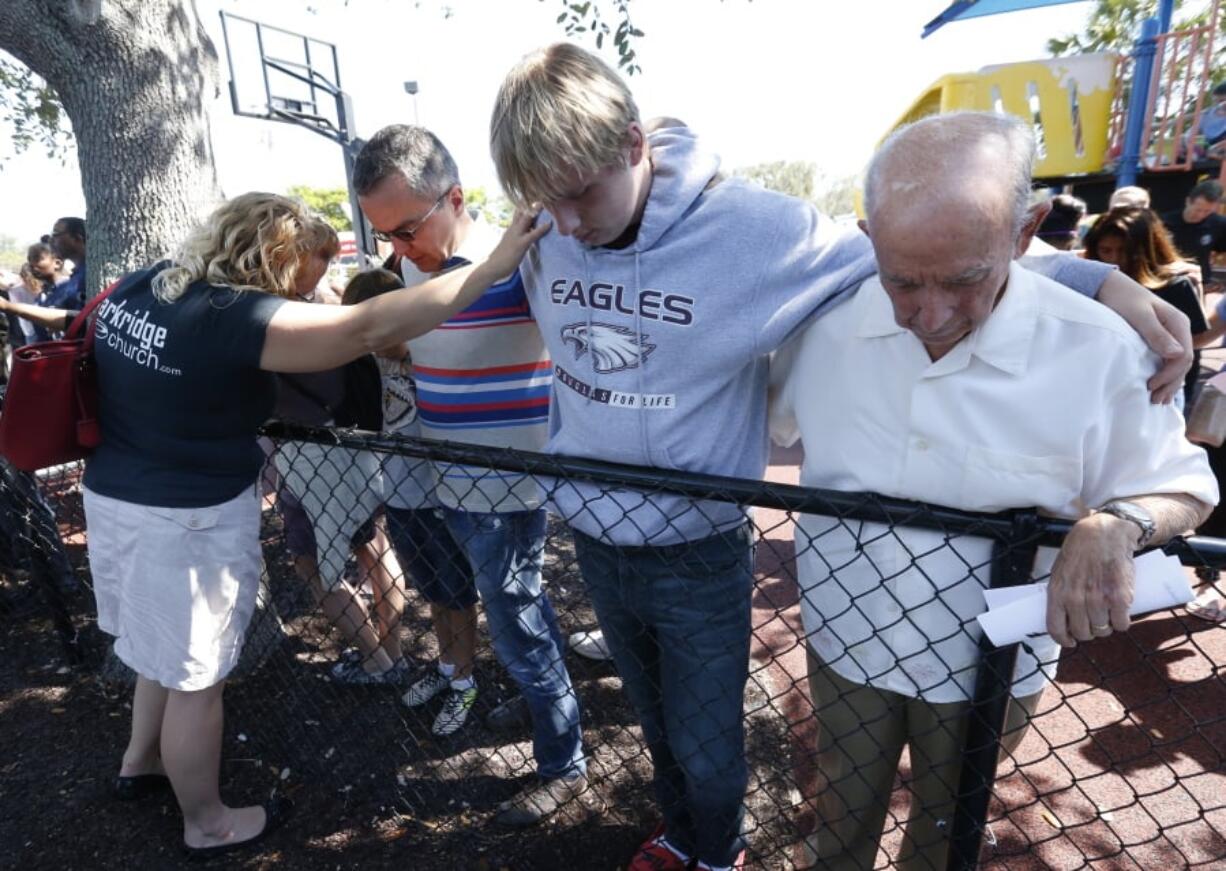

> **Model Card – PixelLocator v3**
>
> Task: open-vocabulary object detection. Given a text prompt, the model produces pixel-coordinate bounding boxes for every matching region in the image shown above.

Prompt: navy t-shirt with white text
[83,267,286,507]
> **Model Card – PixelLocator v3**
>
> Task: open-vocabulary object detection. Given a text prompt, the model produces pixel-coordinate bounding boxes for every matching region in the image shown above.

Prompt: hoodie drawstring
[634,251,649,462]
[582,249,595,406]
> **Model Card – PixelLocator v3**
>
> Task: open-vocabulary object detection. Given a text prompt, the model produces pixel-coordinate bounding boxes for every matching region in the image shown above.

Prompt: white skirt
[83,484,262,691]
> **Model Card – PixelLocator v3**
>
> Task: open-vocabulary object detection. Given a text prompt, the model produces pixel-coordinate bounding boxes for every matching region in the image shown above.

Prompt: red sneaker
[627,824,689,871]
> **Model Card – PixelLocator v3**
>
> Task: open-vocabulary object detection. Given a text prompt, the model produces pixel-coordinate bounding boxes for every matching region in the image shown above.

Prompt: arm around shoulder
[260,210,551,373]
[1093,270,1192,404]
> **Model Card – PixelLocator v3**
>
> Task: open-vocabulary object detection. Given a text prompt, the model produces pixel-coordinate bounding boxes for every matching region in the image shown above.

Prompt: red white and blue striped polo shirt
[392,217,550,513]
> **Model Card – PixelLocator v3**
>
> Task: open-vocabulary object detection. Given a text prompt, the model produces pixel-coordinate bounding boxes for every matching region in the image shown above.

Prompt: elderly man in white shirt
[770,111,1218,871]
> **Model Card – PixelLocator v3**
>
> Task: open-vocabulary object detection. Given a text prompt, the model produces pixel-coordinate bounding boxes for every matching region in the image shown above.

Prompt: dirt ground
[3,443,1226,870]
[0,491,803,871]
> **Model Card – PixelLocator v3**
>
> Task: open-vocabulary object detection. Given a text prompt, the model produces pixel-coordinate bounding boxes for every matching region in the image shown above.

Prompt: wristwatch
[1095,500,1157,549]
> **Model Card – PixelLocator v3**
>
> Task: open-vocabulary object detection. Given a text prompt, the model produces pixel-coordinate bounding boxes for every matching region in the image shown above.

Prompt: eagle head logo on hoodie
[561,322,656,374]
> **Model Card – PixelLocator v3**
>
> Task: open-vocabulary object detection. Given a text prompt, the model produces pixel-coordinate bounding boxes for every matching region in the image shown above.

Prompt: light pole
[404,80,419,125]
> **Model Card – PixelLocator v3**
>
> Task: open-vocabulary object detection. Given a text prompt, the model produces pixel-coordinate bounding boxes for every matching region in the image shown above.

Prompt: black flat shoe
[113,773,171,801]
[183,797,293,862]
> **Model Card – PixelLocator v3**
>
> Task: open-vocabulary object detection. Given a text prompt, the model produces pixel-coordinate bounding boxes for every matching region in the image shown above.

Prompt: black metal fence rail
[1,424,1224,870]
[262,421,1226,569]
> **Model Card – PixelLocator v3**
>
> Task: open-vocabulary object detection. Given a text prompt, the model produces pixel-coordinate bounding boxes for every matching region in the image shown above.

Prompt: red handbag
[0,283,116,471]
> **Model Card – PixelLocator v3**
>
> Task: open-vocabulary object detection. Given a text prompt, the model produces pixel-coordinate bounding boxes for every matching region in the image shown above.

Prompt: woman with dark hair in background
[1084,206,1208,409]
[74,191,547,858]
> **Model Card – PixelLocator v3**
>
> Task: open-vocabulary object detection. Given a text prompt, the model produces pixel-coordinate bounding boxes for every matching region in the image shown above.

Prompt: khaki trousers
[804,652,1043,871]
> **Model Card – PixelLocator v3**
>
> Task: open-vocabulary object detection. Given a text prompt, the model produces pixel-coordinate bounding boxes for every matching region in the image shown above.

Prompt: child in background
[342,270,479,736]
[273,248,411,685]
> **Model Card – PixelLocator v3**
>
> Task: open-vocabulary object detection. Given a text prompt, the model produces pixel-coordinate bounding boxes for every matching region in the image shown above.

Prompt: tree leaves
[1048,0,1224,83]
[733,160,858,217]
[543,0,644,74]
[0,57,69,164]
[287,185,353,232]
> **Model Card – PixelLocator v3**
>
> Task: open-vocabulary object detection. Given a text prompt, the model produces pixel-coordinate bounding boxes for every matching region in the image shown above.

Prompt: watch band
[1096,500,1156,549]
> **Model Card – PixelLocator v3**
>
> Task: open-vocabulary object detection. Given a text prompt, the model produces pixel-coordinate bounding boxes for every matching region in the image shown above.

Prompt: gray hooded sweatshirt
[520,127,878,545]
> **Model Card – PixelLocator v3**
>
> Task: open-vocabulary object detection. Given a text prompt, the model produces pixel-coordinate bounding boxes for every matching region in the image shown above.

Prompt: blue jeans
[572,524,753,867]
[443,508,585,780]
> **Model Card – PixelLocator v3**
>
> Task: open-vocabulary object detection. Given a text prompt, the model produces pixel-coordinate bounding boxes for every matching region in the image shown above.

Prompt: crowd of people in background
[1036,177,1226,622]
[5,45,1226,871]
[0,217,88,354]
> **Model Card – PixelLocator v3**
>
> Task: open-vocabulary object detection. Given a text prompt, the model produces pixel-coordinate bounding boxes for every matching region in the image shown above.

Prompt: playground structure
[892,0,1225,211]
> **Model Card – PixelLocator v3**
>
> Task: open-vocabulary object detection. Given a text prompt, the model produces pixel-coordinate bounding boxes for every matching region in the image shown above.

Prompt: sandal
[114,773,171,801]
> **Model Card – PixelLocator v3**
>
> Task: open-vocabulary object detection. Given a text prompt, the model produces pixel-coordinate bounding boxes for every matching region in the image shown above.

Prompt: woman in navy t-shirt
[81,191,547,859]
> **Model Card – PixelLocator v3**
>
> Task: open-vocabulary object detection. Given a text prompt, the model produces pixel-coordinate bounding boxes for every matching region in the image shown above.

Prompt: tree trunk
[0,0,221,295]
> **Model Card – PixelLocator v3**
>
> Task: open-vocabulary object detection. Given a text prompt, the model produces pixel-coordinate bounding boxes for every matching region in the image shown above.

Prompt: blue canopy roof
[922,0,1088,38]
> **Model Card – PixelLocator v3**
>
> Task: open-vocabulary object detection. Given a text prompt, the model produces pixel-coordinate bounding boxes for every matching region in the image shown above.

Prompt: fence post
[947,511,1041,871]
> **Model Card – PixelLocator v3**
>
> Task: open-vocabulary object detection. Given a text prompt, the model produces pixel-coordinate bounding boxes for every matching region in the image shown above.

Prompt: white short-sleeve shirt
[770,262,1218,703]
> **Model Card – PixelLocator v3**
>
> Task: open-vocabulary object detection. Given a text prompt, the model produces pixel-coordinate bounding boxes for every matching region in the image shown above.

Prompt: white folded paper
[976,550,1194,646]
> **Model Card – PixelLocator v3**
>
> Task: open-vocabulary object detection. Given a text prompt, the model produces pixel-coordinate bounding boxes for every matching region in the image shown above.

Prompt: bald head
[859,113,1043,363]
[864,111,1036,242]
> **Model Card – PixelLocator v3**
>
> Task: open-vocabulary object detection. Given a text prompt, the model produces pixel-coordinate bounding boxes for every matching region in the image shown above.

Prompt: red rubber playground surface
[752,443,1226,870]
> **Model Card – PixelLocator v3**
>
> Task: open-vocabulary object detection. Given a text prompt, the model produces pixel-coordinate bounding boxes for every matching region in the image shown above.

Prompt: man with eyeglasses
[353,125,594,825]
[46,216,87,306]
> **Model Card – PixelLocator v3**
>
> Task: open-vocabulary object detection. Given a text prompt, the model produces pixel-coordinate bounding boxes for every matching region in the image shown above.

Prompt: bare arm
[1096,270,1193,405]
[260,210,550,373]
[1046,493,1211,647]
[0,297,73,332]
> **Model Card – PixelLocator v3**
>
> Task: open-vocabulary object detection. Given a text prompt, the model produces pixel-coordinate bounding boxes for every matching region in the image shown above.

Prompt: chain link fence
[2,423,1226,870]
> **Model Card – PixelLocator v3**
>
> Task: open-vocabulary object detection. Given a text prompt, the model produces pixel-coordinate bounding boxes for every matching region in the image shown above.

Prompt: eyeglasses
[371,192,448,244]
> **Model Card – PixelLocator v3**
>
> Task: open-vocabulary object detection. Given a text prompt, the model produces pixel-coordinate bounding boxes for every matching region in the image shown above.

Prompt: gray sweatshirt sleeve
[750,196,878,356]
[1017,252,1115,297]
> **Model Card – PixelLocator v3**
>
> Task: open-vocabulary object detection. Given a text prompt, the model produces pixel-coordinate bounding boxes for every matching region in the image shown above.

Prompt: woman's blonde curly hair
[152,192,338,303]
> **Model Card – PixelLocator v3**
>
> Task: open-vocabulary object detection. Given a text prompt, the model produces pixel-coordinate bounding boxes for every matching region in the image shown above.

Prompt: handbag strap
[66,262,167,347]
[65,281,117,346]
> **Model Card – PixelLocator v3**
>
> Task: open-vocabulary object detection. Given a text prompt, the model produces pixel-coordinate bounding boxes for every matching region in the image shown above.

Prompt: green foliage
[734,160,817,200]
[546,0,645,74]
[0,56,69,163]
[542,0,743,75]
[465,185,514,227]
[732,160,857,218]
[287,185,353,231]
[813,173,858,219]
[0,233,26,271]
[1047,0,1224,79]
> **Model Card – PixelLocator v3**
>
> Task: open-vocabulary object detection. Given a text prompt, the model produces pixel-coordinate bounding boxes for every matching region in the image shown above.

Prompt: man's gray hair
[353,124,460,198]
[863,111,1037,238]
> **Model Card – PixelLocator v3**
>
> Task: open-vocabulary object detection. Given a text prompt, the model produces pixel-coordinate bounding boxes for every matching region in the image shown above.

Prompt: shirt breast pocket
[959,446,1080,514]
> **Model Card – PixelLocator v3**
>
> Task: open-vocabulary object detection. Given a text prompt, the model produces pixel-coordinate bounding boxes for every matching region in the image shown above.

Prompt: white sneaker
[401,669,449,708]
[432,686,478,736]
[568,630,613,661]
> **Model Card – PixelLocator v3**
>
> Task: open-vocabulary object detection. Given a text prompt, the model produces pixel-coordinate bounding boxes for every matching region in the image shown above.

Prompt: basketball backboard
[219,11,351,143]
